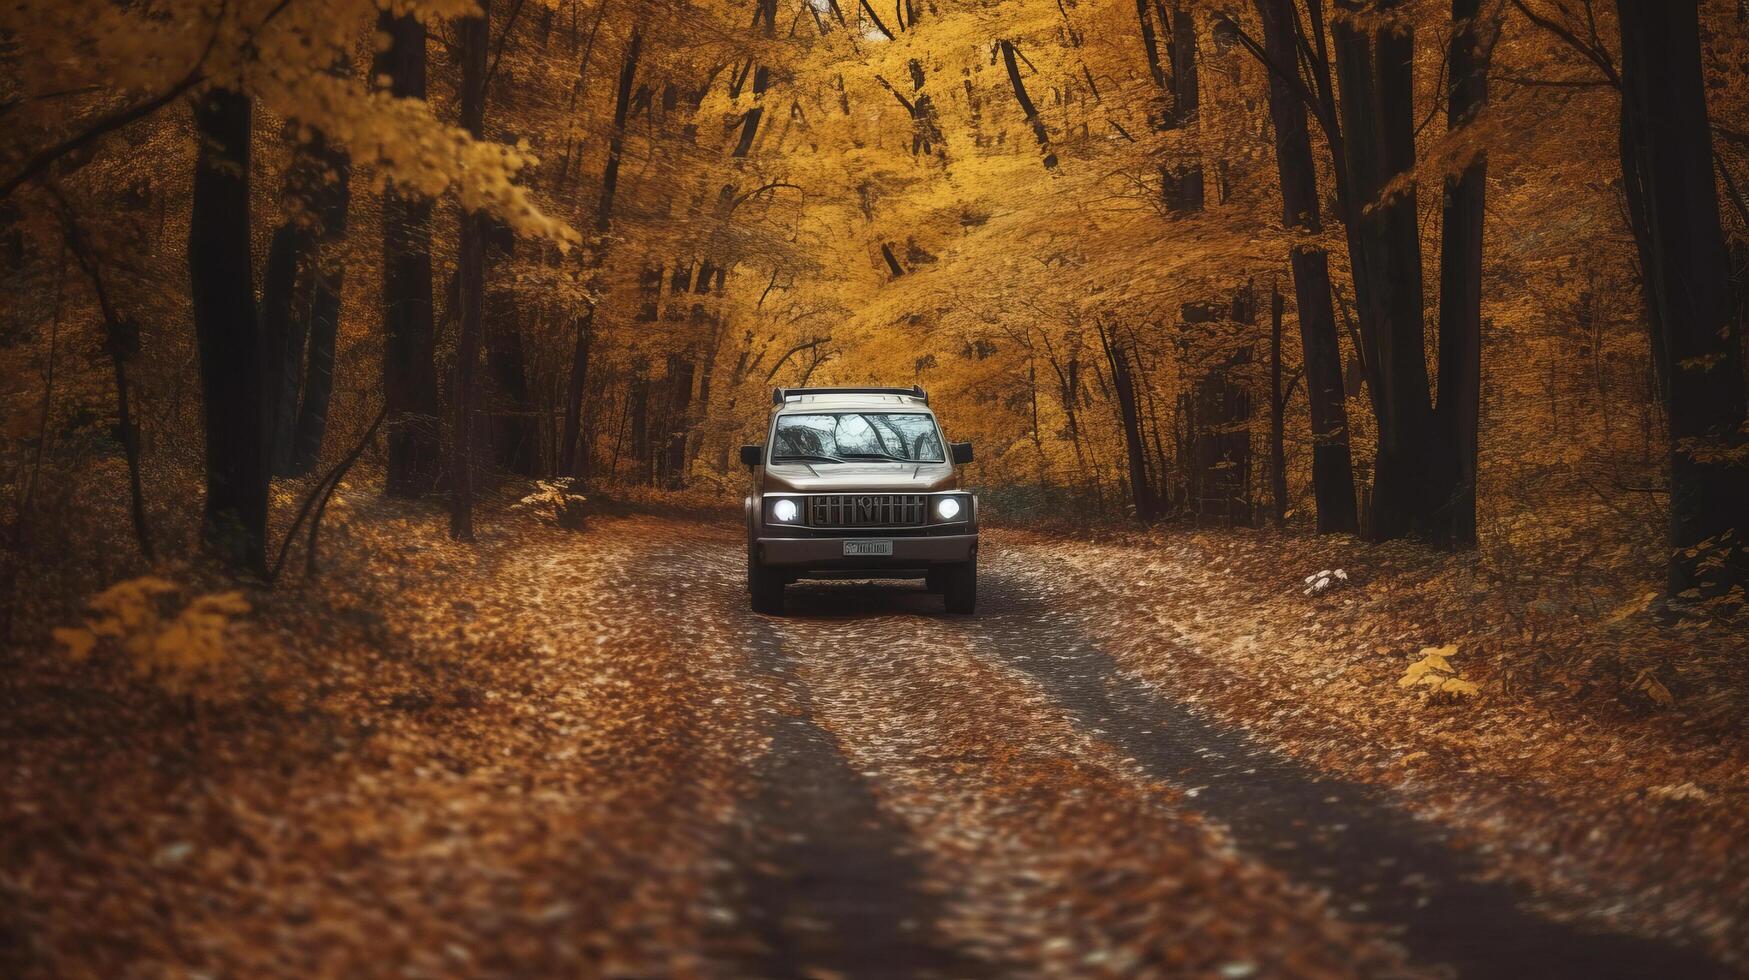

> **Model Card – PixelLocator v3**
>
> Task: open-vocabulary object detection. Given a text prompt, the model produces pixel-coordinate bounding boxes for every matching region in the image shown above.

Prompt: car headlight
[935,496,962,521]
[771,498,800,523]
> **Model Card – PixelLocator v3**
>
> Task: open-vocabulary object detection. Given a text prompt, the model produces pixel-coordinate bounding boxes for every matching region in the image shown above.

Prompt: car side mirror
[740,444,764,468]
[950,442,974,465]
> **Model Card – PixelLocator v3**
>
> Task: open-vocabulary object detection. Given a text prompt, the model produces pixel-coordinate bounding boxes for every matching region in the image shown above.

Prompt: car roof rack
[772,385,928,405]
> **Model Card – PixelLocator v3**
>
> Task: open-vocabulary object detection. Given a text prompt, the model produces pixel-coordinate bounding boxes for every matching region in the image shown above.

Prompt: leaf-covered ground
[2,493,1743,977]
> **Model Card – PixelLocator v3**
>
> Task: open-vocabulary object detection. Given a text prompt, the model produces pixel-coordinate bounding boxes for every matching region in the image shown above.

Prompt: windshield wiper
[838,452,911,462]
[770,453,845,463]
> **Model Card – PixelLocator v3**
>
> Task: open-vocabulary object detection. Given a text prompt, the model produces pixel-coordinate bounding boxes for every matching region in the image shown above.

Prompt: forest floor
[3,487,1746,978]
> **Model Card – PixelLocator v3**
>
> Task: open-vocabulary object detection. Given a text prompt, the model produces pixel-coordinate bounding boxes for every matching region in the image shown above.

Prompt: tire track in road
[942,548,1729,980]
[767,579,1415,978]
[647,543,984,980]
[642,521,1725,977]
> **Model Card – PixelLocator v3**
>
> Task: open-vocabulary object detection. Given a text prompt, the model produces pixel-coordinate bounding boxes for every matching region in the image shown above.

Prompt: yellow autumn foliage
[55,577,251,695]
[1399,645,1478,701]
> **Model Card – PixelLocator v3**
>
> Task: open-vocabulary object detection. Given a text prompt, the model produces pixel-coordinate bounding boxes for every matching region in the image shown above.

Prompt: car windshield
[771,412,945,463]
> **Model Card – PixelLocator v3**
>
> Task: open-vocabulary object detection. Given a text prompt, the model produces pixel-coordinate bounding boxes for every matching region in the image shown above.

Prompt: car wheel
[748,553,785,615]
[943,560,976,614]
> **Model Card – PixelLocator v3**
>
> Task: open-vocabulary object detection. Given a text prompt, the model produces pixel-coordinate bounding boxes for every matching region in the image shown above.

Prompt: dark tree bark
[662,354,696,488]
[880,242,905,277]
[1136,0,1168,92]
[1164,4,1199,128]
[1269,286,1290,527]
[262,217,311,476]
[377,11,442,498]
[1000,40,1058,169]
[1430,0,1489,547]
[1614,0,1749,595]
[484,220,536,474]
[189,88,269,572]
[284,132,351,477]
[450,0,490,542]
[628,371,651,479]
[558,312,594,476]
[559,25,642,479]
[1291,248,1359,531]
[55,199,152,559]
[1255,0,1357,534]
[1333,0,1436,542]
[1097,320,1157,520]
[596,27,641,234]
[1160,5,1204,210]
[732,61,769,157]
[1619,99,1668,396]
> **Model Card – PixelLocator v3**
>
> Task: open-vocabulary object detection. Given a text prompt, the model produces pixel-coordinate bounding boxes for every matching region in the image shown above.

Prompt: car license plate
[843,539,893,557]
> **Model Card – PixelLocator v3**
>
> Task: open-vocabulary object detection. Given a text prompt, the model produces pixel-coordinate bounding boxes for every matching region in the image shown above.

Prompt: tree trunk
[484,220,536,474]
[1292,248,1360,532]
[378,11,442,498]
[1000,40,1058,169]
[558,309,594,476]
[1165,5,1198,126]
[1333,0,1434,542]
[1270,287,1289,527]
[58,206,153,560]
[558,25,641,482]
[1255,0,1357,534]
[628,372,651,479]
[1136,0,1168,101]
[1615,0,1749,595]
[663,354,696,488]
[283,128,351,478]
[1097,320,1156,520]
[1159,5,1204,210]
[189,88,268,573]
[262,219,311,476]
[1430,0,1488,547]
[450,0,490,542]
[732,65,768,157]
[288,238,342,477]
[597,28,642,235]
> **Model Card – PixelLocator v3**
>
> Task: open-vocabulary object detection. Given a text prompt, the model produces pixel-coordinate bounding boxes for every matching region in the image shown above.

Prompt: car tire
[943,560,976,614]
[748,553,785,615]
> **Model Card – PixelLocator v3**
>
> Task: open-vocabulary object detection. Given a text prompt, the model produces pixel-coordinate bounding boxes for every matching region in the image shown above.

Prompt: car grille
[807,493,929,528]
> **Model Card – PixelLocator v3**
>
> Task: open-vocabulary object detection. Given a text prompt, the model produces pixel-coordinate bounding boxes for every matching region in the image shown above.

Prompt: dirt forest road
[537,515,1728,979]
[8,508,1743,978]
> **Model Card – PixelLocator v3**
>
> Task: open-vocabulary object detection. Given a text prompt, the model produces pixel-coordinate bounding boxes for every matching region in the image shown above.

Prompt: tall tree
[559,25,642,479]
[1097,319,1159,520]
[264,122,351,479]
[1161,4,1203,211]
[1268,285,1290,526]
[485,219,538,474]
[1613,0,1749,595]
[1430,0,1490,547]
[377,12,443,498]
[1000,40,1058,169]
[1332,0,1437,542]
[1254,0,1357,534]
[189,88,269,573]
[450,0,491,541]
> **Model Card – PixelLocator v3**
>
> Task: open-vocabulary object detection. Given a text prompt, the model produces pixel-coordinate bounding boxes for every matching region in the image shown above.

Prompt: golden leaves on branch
[263,70,581,249]
[1,0,578,247]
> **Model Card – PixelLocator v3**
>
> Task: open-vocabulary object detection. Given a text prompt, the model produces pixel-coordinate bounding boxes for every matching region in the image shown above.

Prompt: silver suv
[741,386,978,615]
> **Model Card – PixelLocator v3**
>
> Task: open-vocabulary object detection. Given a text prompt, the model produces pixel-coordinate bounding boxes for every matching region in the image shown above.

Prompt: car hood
[763,462,958,493]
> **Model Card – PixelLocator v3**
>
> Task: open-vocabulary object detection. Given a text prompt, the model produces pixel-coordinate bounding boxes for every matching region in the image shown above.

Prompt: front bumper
[756,533,977,570]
